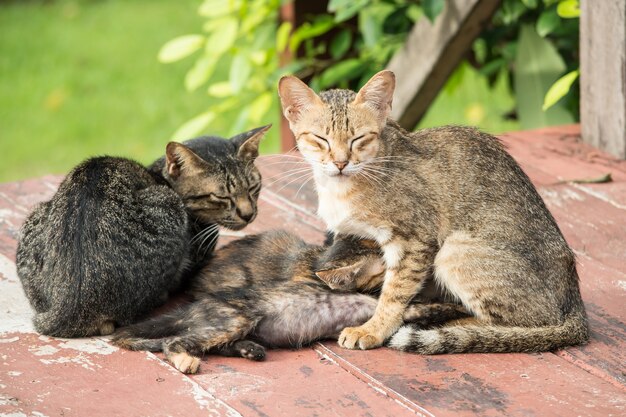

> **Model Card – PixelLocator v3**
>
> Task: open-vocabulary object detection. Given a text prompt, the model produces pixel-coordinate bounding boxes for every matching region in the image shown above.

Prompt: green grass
[1,0,519,183]
[0,0,267,182]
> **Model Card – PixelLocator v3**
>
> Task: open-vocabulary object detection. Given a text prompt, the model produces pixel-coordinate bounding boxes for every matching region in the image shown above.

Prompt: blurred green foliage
[0,0,280,182]
[166,0,580,139]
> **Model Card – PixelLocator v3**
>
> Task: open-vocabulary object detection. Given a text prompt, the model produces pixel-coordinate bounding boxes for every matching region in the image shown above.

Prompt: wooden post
[580,0,626,159]
[386,0,501,129]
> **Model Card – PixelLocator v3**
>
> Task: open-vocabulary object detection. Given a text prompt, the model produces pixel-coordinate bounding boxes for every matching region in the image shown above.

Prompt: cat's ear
[315,261,363,291]
[278,76,324,125]
[354,70,396,123]
[165,142,203,179]
[231,124,272,161]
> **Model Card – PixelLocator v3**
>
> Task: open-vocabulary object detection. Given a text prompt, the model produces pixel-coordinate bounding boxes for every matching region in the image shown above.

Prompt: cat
[278,70,588,353]
[112,230,468,373]
[16,125,270,338]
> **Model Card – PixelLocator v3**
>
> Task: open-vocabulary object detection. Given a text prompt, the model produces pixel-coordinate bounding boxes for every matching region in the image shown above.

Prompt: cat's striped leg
[338,240,434,350]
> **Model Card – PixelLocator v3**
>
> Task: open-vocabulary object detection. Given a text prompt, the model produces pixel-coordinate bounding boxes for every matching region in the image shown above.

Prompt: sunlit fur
[278,71,588,354]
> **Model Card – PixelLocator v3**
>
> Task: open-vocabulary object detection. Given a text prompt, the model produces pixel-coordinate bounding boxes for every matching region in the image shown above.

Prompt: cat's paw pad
[338,326,383,350]
[239,342,266,361]
[169,352,201,374]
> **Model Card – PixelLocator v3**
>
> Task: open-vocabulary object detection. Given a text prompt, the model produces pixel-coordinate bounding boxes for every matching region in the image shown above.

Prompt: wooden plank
[580,0,626,159]
[314,343,626,417]
[387,0,501,129]
[189,349,421,417]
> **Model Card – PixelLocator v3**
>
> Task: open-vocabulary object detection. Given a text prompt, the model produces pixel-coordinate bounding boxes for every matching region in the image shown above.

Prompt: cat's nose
[237,210,254,223]
[333,161,348,171]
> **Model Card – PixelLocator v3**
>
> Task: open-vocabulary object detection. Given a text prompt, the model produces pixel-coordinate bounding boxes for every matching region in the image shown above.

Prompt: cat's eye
[311,134,330,150]
[350,133,376,151]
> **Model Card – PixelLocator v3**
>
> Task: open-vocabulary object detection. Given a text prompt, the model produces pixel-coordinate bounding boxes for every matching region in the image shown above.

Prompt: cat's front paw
[169,352,201,374]
[338,326,384,350]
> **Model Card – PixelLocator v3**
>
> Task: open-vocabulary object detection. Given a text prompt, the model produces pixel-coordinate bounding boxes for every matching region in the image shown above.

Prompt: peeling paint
[0,337,19,344]
[28,345,59,356]
[7,371,22,376]
[40,354,98,371]
[0,254,34,334]
[58,338,118,355]
[617,280,626,291]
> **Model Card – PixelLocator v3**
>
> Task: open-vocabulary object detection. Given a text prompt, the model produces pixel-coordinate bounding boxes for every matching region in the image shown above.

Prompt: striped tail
[388,311,588,354]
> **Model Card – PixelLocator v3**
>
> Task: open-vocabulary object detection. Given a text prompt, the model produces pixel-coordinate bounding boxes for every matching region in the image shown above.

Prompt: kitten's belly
[318,194,391,244]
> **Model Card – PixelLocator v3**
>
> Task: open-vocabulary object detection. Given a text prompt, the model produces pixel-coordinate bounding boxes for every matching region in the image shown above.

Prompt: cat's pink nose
[334,161,348,171]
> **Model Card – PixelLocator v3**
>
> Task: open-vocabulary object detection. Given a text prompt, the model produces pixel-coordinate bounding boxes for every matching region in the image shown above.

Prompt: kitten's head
[155,125,270,230]
[314,236,384,291]
[278,71,395,179]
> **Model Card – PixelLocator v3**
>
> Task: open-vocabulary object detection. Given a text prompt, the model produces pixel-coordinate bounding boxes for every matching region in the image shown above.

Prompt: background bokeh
[1,0,579,182]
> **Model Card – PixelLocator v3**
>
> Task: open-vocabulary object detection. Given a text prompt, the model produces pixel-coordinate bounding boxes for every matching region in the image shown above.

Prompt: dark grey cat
[16,125,270,338]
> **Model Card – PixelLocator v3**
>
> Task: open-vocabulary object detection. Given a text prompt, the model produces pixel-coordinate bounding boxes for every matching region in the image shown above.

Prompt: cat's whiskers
[190,224,219,245]
[294,174,315,200]
[265,167,314,186]
[275,171,315,194]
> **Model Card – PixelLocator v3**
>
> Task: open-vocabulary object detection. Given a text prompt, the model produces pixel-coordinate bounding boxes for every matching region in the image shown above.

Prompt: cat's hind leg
[162,306,258,374]
[403,303,470,327]
[214,340,266,361]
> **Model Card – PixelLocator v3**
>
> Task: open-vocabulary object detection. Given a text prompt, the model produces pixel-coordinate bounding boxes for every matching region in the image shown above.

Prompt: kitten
[112,231,468,373]
[16,126,270,338]
[278,70,588,353]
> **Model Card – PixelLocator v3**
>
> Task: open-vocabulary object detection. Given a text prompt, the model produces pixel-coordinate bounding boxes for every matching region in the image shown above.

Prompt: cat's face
[162,125,270,230]
[278,71,395,180]
[315,236,384,291]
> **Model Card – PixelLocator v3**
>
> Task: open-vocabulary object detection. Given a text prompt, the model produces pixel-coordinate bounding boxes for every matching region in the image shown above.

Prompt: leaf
[318,59,365,89]
[289,16,335,52]
[329,0,369,22]
[205,17,238,56]
[198,0,239,18]
[185,55,218,91]
[536,9,560,37]
[249,92,273,123]
[514,24,574,129]
[521,0,538,8]
[570,173,612,184]
[422,0,445,23]
[229,53,252,94]
[557,0,580,18]
[172,112,215,141]
[329,29,352,59]
[158,35,205,63]
[207,81,232,97]
[276,21,292,52]
[542,69,579,110]
[359,9,380,48]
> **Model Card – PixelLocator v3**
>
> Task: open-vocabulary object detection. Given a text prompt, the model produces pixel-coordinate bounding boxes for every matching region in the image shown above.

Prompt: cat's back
[191,230,317,295]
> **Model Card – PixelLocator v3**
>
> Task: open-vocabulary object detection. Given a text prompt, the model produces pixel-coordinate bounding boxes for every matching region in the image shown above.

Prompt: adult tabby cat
[112,231,468,373]
[16,125,269,338]
[278,70,588,353]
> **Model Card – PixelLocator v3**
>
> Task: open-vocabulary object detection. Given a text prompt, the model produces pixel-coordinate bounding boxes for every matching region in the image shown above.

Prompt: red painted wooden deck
[1,125,625,416]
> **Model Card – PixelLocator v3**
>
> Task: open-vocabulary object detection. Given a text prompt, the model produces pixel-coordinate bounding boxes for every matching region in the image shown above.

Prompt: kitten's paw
[169,352,201,374]
[99,321,115,336]
[338,326,383,350]
[238,341,266,361]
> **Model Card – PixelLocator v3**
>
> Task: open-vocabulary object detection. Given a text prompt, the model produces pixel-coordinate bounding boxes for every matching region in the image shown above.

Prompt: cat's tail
[387,310,588,354]
[111,307,189,352]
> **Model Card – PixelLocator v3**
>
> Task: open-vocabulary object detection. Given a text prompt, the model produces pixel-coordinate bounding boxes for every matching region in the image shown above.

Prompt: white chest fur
[316,178,392,244]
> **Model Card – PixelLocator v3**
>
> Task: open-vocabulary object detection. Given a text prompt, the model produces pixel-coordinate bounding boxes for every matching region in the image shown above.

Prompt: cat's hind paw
[338,326,383,350]
[237,341,266,361]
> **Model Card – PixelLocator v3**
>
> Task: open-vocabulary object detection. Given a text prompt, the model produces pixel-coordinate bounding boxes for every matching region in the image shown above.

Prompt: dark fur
[16,126,269,338]
[112,230,468,373]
